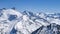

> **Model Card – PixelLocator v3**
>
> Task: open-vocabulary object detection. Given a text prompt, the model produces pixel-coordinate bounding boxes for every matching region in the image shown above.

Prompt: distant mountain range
[0,9,60,34]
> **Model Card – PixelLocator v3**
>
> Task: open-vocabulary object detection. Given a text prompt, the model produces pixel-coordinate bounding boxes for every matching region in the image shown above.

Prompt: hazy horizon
[0,0,60,13]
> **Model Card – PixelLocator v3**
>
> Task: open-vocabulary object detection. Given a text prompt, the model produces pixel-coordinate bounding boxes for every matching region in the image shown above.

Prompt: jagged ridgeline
[0,8,60,34]
[32,23,60,34]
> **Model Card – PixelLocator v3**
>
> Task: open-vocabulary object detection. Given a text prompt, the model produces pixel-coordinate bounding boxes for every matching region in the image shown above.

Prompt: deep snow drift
[0,9,60,34]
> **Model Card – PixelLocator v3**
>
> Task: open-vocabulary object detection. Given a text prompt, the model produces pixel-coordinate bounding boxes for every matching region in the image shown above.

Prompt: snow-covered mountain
[0,9,60,34]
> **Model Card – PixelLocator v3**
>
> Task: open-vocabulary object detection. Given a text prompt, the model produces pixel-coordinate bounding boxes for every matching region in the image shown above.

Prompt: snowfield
[0,9,60,34]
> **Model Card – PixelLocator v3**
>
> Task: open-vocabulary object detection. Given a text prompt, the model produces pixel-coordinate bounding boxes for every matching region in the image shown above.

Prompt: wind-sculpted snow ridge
[0,9,60,34]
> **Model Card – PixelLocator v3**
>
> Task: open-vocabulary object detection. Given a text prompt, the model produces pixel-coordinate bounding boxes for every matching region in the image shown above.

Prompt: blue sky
[0,0,60,13]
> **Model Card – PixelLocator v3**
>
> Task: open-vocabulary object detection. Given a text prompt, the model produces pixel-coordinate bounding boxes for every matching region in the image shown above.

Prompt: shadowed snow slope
[0,9,60,34]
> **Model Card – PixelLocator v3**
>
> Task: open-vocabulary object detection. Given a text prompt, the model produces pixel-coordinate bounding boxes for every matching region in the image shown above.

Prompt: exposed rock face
[33,23,60,34]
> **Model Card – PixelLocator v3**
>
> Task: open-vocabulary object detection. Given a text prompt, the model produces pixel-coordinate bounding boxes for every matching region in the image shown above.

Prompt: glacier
[0,8,60,34]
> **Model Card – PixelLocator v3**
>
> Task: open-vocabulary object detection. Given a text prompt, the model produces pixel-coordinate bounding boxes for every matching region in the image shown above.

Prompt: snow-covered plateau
[0,8,60,34]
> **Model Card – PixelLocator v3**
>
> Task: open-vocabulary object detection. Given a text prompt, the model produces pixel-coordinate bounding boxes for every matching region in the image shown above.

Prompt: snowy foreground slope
[0,9,60,34]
